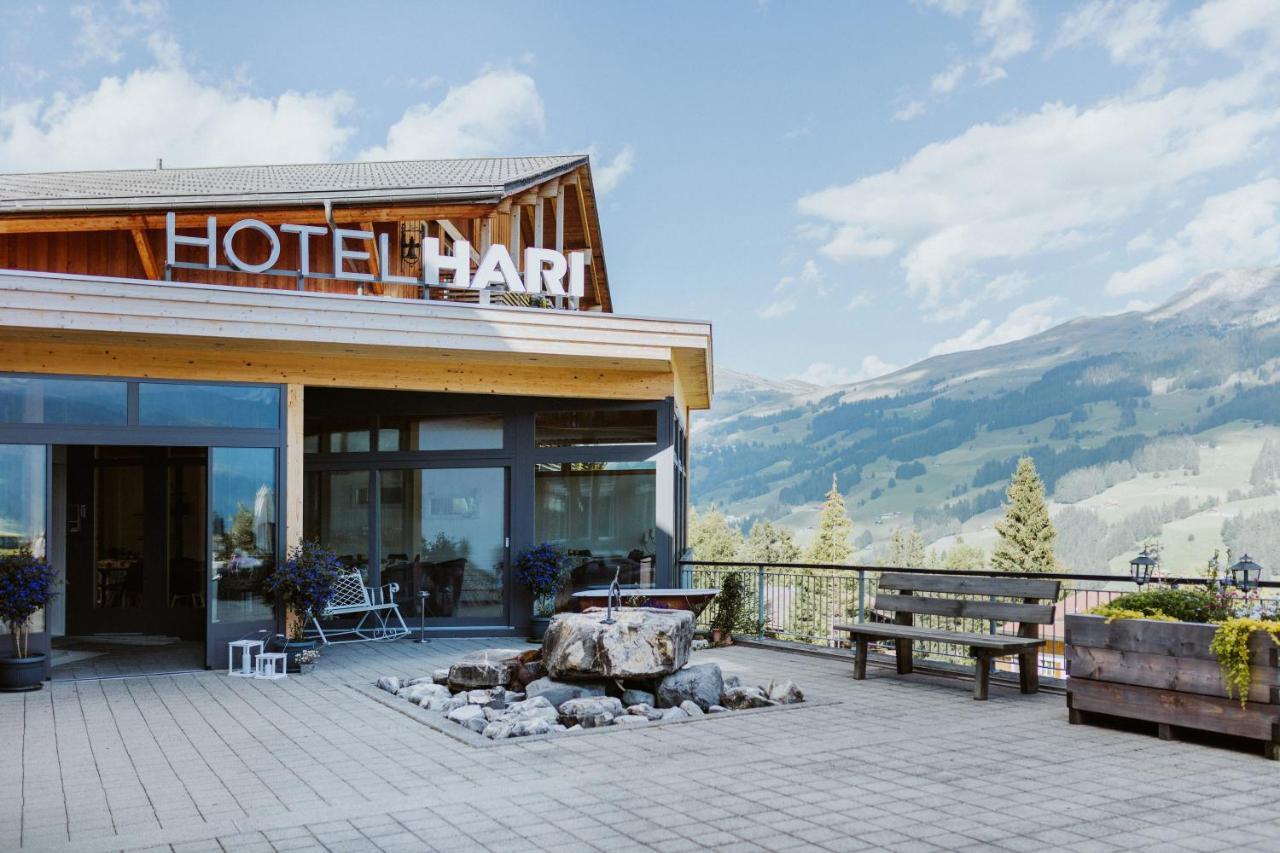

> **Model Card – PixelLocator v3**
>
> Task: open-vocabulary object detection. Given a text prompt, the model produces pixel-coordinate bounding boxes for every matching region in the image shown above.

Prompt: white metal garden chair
[309,571,410,644]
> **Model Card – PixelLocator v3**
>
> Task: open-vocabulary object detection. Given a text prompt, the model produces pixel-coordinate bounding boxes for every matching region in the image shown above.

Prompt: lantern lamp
[400,222,424,267]
[1129,548,1157,587]
[1228,554,1264,592]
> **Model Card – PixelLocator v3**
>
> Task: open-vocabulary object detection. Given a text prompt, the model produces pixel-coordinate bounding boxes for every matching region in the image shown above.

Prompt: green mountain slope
[693,267,1280,574]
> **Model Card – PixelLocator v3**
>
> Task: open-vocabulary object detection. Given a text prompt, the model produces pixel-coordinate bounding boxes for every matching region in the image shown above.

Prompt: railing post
[756,564,765,640]
[857,569,865,624]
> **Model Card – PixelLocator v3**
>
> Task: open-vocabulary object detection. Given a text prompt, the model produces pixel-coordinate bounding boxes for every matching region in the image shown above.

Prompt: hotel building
[0,156,712,672]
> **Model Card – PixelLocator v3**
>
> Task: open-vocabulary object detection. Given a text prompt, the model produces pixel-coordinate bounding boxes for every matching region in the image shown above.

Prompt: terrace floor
[4,639,1280,853]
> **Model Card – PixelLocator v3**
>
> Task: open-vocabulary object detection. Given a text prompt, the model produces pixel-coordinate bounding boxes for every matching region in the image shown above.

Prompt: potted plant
[515,543,568,641]
[0,550,56,692]
[295,647,320,674]
[262,540,344,672]
[1067,574,1280,759]
[710,570,751,646]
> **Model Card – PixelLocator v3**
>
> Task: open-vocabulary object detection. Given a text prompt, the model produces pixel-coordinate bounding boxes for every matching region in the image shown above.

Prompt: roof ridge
[0,154,589,180]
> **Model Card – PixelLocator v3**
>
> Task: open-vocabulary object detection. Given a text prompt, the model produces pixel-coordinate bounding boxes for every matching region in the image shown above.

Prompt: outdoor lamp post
[1129,548,1157,587]
[1228,554,1264,592]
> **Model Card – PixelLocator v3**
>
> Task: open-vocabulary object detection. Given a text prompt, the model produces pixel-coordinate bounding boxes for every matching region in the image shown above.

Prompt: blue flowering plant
[515,543,568,617]
[0,550,56,659]
[262,540,346,640]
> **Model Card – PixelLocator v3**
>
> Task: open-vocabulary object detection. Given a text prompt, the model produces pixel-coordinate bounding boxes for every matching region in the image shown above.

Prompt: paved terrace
[4,639,1280,853]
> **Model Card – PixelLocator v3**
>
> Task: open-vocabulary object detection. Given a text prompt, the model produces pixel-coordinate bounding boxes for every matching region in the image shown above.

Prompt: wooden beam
[130,228,160,280]
[285,383,304,549]
[435,220,481,263]
[573,168,603,306]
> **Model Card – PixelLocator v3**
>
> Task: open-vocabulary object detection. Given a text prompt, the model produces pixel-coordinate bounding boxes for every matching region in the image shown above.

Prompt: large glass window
[535,409,658,448]
[209,448,276,624]
[377,414,504,452]
[0,376,126,425]
[0,444,47,633]
[140,383,279,429]
[303,470,371,577]
[535,461,656,590]
[380,468,506,620]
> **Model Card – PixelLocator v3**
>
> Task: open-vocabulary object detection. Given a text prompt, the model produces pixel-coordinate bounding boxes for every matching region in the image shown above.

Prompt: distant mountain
[692,267,1280,575]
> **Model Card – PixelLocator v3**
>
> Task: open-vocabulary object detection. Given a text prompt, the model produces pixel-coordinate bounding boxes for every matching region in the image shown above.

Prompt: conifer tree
[807,475,854,565]
[992,457,1058,573]
[886,527,927,568]
[943,535,987,570]
[743,520,801,564]
[688,506,744,562]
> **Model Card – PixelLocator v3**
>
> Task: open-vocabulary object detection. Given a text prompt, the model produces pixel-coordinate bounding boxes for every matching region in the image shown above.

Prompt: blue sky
[2,1,1278,385]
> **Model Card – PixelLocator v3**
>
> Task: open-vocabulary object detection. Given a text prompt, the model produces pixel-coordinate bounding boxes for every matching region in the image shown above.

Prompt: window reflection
[209,448,276,624]
[0,444,47,634]
[535,462,656,591]
[139,383,279,429]
[379,468,505,620]
[0,376,126,425]
[535,409,657,448]
[378,414,504,451]
[303,470,370,577]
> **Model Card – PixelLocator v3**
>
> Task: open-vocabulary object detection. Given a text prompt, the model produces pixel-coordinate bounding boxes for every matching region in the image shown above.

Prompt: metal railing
[679,560,1280,682]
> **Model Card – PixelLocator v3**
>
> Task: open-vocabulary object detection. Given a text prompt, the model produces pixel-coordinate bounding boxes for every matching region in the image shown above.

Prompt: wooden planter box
[1065,614,1280,759]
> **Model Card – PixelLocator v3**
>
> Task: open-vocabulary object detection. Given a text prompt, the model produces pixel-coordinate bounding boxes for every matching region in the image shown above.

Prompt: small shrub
[712,571,753,639]
[1094,586,1234,624]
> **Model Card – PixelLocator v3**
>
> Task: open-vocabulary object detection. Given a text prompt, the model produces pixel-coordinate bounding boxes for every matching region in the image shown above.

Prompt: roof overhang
[0,270,712,408]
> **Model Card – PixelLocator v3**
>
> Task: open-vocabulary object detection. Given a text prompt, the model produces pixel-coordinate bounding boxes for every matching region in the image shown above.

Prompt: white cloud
[1107,177,1280,294]
[928,297,1063,355]
[591,145,634,196]
[360,70,544,161]
[1190,0,1280,52]
[893,100,926,121]
[1053,0,1169,66]
[0,56,355,171]
[982,271,1029,300]
[70,0,166,66]
[846,290,872,310]
[798,355,900,386]
[758,259,824,318]
[931,62,967,94]
[924,0,1034,90]
[798,70,1280,305]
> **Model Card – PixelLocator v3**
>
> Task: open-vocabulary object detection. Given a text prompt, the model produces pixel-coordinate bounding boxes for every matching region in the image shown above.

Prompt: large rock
[542,607,693,680]
[622,688,655,707]
[447,648,529,690]
[525,677,606,708]
[720,685,775,710]
[768,680,804,705]
[558,696,625,728]
[657,663,723,710]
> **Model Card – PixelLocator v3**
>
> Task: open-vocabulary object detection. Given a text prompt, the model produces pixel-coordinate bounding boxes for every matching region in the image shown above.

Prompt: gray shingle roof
[0,155,588,213]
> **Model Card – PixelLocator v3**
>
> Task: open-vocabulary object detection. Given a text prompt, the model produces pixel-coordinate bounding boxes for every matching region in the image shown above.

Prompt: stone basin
[571,588,719,618]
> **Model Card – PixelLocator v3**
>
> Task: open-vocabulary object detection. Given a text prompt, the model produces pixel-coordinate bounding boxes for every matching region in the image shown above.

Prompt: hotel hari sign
[164,211,588,298]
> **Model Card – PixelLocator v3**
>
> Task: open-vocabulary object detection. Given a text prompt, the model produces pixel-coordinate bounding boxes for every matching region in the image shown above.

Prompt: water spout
[601,565,622,625]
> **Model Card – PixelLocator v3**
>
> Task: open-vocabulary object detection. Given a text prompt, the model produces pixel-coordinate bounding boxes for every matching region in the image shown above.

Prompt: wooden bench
[835,572,1061,700]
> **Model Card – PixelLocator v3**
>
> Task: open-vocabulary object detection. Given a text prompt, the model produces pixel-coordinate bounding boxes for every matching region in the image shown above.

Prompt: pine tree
[742,520,801,564]
[992,457,1058,573]
[885,527,926,568]
[807,475,854,565]
[688,506,744,562]
[943,535,987,570]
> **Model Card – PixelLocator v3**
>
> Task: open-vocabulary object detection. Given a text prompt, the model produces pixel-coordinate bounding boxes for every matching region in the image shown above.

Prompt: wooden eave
[0,270,710,407]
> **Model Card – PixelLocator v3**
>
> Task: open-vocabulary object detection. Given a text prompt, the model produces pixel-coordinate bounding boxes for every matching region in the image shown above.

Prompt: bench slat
[878,572,1060,600]
[873,593,1056,624]
[835,622,1045,651]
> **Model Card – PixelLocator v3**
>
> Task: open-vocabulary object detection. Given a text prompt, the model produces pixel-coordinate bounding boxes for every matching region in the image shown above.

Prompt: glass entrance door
[205,447,278,667]
[378,467,508,626]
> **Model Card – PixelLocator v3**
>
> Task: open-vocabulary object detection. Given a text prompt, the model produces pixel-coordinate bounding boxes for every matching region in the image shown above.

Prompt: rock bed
[375,646,804,742]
